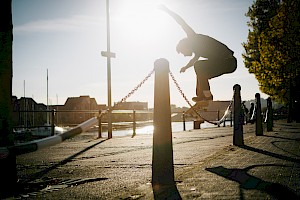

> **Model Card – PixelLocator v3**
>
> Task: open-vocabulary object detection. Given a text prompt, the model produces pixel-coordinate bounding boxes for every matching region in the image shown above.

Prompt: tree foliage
[243,0,300,104]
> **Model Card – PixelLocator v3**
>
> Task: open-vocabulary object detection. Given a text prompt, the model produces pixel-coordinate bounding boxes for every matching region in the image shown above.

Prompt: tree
[0,0,16,197]
[243,0,280,74]
[243,0,300,121]
[258,0,300,103]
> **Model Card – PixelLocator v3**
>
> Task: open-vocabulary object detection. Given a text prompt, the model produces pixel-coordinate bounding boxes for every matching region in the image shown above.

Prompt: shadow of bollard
[206,165,299,199]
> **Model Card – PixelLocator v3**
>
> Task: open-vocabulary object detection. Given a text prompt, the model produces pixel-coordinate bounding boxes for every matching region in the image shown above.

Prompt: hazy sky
[12,0,268,108]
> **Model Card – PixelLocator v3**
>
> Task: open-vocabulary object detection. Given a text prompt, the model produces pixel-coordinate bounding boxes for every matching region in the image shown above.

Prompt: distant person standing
[160,6,237,102]
[248,102,255,124]
[242,101,249,124]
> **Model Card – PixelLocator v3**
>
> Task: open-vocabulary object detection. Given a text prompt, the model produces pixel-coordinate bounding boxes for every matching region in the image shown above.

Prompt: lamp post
[101,0,115,139]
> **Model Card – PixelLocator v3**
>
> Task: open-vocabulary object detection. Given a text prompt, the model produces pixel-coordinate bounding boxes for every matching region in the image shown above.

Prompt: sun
[112,0,168,42]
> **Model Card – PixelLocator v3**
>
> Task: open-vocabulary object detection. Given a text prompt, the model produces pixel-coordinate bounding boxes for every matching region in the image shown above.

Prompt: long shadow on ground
[21,139,109,183]
[206,164,299,200]
[14,139,109,198]
[241,144,300,163]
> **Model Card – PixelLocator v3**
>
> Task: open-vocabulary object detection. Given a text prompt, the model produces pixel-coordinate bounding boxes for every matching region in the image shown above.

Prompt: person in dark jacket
[160,6,237,102]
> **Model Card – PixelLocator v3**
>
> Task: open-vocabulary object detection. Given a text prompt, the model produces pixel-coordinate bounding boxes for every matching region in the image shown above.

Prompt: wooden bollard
[233,84,244,146]
[193,120,203,129]
[230,111,233,127]
[98,110,102,138]
[255,93,263,136]
[152,58,175,186]
[217,110,220,127]
[51,109,55,136]
[132,110,136,138]
[266,97,273,132]
[183,111,186,131]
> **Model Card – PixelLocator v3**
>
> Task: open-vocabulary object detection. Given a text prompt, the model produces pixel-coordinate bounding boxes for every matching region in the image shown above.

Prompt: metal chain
[99,68,154,117]
[114,68,155,107]
[99,68,234,126]
[169,70,234,125]
[218,96,234,124]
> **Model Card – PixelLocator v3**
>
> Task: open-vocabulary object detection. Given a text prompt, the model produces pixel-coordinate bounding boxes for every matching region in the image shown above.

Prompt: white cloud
[14,15,102,34]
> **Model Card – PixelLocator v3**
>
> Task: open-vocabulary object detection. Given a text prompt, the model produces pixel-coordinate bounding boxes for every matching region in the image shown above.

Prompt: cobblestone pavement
[9,120,300,199]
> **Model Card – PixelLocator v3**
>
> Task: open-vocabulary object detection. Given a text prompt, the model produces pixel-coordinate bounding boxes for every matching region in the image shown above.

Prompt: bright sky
[12,0,268,108]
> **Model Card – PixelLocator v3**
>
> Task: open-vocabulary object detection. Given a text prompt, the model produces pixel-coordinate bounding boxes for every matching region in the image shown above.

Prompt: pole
[132,110,136,137]
[24,80,26,126]
[266,97,273,132]
[183,111,186,131]
[152,58,175,187]
[217,110,220,127]
[255,93,263,136]
[47,69,49,125]
[98,110,102,138]
[233,84,244,146]
[230,111,233,127]
[0,0,17,196]
[51,110,55,136]
[101,0,117,138]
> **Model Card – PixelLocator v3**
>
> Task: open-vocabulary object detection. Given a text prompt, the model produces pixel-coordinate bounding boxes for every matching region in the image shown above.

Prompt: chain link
[218,97,234,124]
[99,68,233,126]
[114,69,154,107]
[99,69,154,117]
[169,70,233,125]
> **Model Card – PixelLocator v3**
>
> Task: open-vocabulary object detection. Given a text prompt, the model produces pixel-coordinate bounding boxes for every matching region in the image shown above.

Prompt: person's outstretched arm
[180,54,200,73]
[159,5,196,37]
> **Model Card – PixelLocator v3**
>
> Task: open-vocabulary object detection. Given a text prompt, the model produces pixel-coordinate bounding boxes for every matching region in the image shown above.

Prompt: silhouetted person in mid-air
[160,6,237,102]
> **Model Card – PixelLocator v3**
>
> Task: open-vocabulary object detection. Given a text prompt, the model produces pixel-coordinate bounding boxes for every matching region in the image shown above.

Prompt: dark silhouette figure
[160,6,237,102]
[248,102,255,124]
[242,101,249,124]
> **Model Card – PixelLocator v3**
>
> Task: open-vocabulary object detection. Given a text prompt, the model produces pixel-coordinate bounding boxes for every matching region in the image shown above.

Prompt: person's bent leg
[193,60,211,101]
[207,56,237,79]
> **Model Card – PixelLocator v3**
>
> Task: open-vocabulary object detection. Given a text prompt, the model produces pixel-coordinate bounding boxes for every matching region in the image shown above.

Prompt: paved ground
[8,120,300,199]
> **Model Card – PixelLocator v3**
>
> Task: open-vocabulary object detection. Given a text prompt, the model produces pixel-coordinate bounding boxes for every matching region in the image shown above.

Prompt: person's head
[176,38,193,56]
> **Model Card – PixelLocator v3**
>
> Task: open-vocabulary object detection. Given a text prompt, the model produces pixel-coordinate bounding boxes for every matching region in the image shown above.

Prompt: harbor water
[92,121,227,138]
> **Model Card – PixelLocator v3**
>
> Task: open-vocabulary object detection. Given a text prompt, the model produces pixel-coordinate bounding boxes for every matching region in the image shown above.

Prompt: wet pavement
[8,120,300,199]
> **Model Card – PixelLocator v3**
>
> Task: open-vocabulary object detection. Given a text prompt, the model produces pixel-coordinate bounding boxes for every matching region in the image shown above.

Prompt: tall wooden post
[217,110,220,127]
[152,58,175,186]
[132,110,136,137]
[182,111,186,131]
[0,0,17,197]
[98,110,102,138]
[51,110,55,136]
[230,111,233,127]
[233,84,244,146]
[255,93,263,136]
[101,0,116,139]
[266,97,273,132]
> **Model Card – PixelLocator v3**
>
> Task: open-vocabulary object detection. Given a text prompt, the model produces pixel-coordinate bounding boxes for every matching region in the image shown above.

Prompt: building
[53,95,107,126]
[107,101,150,122]
[12,96,48,128]
[12,95,150,127]
[113,101,148,110]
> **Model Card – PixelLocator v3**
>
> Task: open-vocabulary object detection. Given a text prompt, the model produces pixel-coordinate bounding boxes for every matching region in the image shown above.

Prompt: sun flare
[113,0,168,42]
